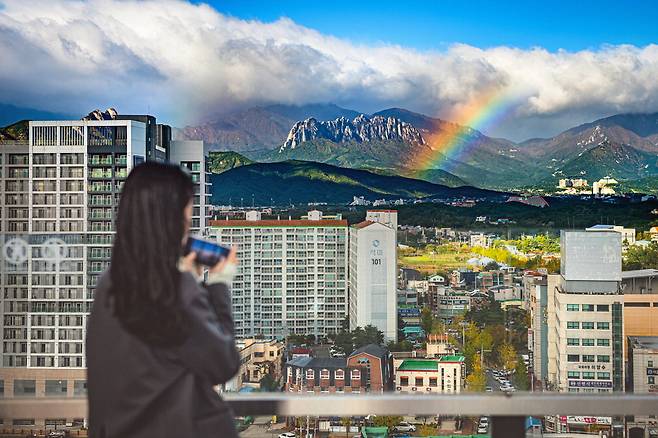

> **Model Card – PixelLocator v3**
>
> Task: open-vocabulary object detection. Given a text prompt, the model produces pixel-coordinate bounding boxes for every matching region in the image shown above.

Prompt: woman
[87,162,240,438]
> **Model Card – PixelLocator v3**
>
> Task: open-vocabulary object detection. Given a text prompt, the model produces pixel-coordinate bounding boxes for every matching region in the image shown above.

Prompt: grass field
[399,246,472,274]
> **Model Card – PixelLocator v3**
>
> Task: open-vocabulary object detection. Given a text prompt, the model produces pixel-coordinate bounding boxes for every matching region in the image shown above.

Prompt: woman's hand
[209,247,238,274]
[180,252,203,277]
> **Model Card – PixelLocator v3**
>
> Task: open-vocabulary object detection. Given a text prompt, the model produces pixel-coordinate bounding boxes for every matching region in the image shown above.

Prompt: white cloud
[1,0,658,140]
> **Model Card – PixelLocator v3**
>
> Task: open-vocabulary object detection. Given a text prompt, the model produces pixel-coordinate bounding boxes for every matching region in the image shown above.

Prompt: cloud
[2,0,658,140]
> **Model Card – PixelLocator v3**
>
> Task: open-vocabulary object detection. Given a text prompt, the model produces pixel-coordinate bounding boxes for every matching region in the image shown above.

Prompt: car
[394,422,417,432]
[477,425,488,433]
[485,386,493,392]
[479,417,489,424]
[47,432,68,438]
[278,433,296,438]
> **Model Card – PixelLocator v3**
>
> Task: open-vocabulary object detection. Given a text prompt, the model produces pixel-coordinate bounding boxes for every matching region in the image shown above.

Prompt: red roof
[352,220,375,229]
[210,219,348,227]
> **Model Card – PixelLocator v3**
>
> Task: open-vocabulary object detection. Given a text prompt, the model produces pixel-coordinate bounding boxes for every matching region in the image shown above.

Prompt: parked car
[278,433,296,438]
[394,422,417,432]
[477,424,489,433]
[485,386,493,392]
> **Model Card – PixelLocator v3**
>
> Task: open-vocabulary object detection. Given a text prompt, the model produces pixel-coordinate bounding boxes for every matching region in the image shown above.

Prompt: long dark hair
[109,161,195,346]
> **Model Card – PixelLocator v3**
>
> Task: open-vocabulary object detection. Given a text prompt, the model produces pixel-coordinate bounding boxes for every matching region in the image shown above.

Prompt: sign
[647,368,658,375]
[568,380,612,388]
[560,416,612,425]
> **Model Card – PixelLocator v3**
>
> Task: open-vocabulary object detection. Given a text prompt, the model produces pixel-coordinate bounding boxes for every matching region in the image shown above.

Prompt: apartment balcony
[1,393,656,437]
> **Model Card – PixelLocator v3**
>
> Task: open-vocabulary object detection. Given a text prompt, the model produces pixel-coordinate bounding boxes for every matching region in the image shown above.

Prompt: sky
[1,0,658,141]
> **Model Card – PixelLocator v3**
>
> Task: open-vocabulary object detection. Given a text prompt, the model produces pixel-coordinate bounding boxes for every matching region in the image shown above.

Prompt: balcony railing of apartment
[2,393,658,437]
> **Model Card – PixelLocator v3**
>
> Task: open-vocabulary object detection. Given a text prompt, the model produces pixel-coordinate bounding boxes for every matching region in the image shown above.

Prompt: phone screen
[185,237,230,266]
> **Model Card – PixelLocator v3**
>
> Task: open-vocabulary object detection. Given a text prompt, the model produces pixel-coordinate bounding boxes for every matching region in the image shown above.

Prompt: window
[415,377,424,387]
[582,372,595,379]
[320,369,329,380]
[429,377,438,387]
[14,380,36,397]
[567,371,580,378]
[73,380,87,396]
[597,355,610,363]
[567,355,579,362]
[335,369,344,380]
[0,380,3,397]
[649,376,655,385]
[567,321,579,329]
[581,304,595,312]
[305,369,314,380]
[400,376,409,387]
[13,419,35,426]
[649,361,654,368]
[45,380,67,397]
[567,338,579,346]
[597,322,610,330]
[581,338,595,347]
[597,339,610,347]
[598,372,610,380]
[567,304,579,311]
[582,322,595,329]
[597,305,609,312]
[582,355,595,362]
[351,369,361,380]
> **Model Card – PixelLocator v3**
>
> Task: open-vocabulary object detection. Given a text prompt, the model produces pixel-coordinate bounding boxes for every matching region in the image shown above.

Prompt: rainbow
[410,87,522,173]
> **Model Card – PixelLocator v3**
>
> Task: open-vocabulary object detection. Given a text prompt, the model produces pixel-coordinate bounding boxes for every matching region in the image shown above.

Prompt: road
[485,369,503,392]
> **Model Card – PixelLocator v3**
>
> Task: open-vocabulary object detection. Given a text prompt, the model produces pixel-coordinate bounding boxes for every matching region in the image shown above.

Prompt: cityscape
[1,1,658,438]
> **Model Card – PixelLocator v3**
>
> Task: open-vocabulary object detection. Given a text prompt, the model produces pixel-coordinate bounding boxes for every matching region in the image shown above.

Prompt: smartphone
[184,237,231,267]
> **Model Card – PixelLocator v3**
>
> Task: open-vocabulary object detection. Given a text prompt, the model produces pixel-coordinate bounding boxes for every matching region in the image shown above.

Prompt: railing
[2,393,658,437]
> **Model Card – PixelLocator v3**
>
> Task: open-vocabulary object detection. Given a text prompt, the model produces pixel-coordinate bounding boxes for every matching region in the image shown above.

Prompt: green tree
[372,415,404,431]
[624,242,658,270]
[420,306,435,337]
[418,424,439,436]
[259,373,278,392]
[340,417,352,438]
[513,360,529,390]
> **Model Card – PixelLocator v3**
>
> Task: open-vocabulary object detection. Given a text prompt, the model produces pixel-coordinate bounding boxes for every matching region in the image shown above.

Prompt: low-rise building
[394,356,465,394]
[586,224,636,246]
[626,336,658,437]
[226,339,284,391]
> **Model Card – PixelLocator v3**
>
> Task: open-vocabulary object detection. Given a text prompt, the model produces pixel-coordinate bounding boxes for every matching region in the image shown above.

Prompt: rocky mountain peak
[83,107,118,121]
[280,114,426,152]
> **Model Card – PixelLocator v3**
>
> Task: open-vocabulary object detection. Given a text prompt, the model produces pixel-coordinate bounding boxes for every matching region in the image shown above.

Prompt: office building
[626,336,658,437]
[169,140,211,234]
[0,115,207,428]
[208,211,348,339]
[348,211,398,342]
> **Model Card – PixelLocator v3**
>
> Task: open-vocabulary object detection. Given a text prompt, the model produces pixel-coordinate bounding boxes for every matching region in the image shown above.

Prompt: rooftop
[209,219,348,227]
[629,336,658,351]
[398,359,438,371]
[622,269,658,279]
[287,356,347,369]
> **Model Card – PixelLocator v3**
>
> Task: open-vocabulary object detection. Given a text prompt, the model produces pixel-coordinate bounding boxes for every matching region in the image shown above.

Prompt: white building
[169,140,211,234]
[349,211,398,342]
[0,116,209,427]
[586,224,636,246]
[394,356,465,394]
[208,212,349,340]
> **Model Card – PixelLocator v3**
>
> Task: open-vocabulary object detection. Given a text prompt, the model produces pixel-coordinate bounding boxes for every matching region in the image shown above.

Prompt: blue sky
[207,0,658,51]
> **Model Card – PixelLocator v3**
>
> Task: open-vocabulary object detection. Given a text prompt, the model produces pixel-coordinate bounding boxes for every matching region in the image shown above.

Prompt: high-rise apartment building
[349,210,398,342]
[0,116,208,427]
[208,210,349,339]
[169,140,211,234]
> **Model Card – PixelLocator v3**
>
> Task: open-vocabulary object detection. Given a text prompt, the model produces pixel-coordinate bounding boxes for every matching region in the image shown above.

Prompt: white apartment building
[546,231,624,394]
[349,211,398,342]
[0,117,208,427]
[169,140,211,234]
[208,211,349,340]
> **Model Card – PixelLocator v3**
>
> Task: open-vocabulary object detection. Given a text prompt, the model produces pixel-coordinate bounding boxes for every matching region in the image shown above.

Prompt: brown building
[285,344,392,394]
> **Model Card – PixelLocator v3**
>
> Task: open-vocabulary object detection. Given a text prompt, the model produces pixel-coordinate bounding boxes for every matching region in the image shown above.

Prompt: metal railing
[1,393,658,437]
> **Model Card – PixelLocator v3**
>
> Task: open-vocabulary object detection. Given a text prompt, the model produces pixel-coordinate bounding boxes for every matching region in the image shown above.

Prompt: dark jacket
[87,271,240,438]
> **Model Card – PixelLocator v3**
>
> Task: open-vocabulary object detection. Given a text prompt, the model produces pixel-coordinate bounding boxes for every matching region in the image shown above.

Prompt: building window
[582,322,595,329]
[45,380,67,397]
[582,355,595,363]
[567,338,579,346]
[597,372,611,380]
[351,370,361,380]
[305,369,314,380]
[581,304,595,312]
[567,321,579,329]
[596,322,610,330]
[335,369,345,380]
[400,376,409,387]
[567,355,580,362]
[581,339,595,347]
[649,376,655,385]
[597,305,609,312]
[320,369,330,380]
[596,339,610,347]
[415,377,424,387]
[567,371,580,378]
[73,380,87,396]
[13,419,35,426]
[429,377,438,387]
[14,380,36,397]
[582,372,595,379]
[567,304,579,311]
[597,355,610,363]
[649,361,654,368]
